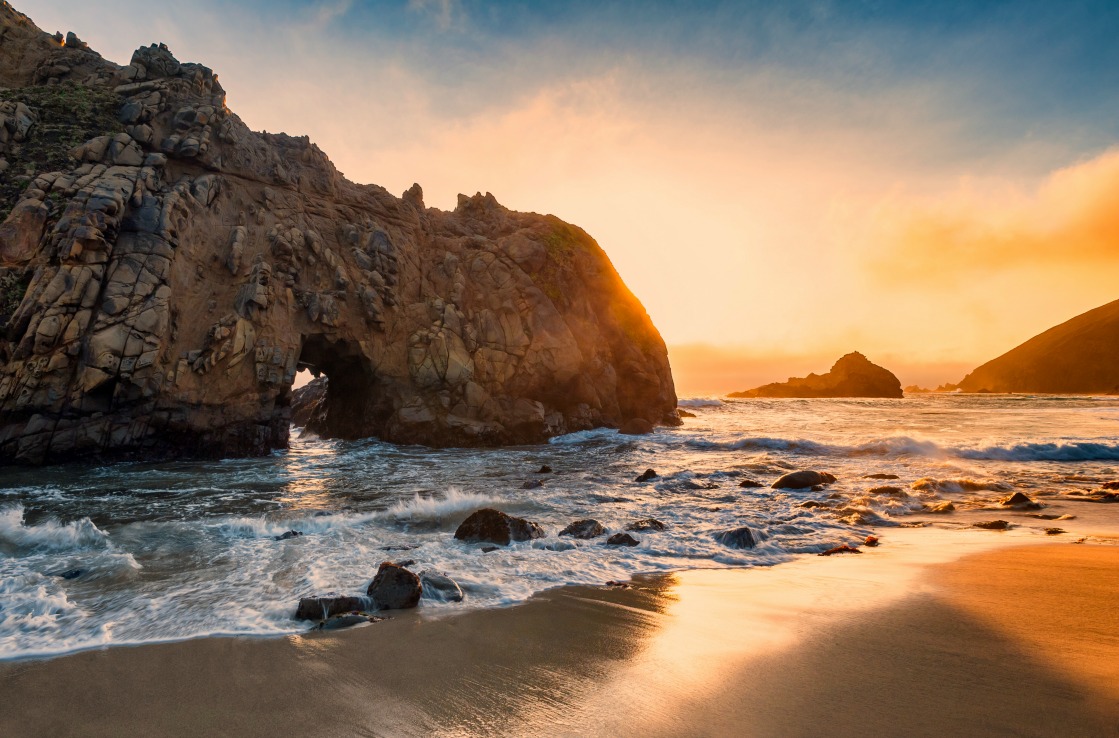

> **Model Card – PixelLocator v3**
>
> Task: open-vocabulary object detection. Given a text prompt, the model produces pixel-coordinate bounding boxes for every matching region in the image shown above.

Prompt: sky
[27,0,1119,394]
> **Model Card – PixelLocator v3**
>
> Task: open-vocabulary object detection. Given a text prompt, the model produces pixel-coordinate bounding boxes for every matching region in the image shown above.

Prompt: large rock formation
[0,3,678,464]
[958,299,1119,394]
[728,352,903,399]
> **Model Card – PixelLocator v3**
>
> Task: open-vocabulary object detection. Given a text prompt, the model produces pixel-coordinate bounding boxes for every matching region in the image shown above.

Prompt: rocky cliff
[728,352,903,399]
[0,3,678,464]
[958,299,1119,394]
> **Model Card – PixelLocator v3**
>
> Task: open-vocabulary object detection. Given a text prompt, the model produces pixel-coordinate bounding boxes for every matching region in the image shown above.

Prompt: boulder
[728,352,903,399]
[559,519,606,539]
[772,471,836,489]
[294,595,371,621]
[619,418,654,435]
[606,532,640,547]
[366,562,422,610]
[419,571,464,603]
[1000,491,1042,510]
[714,527,756,549]
[635,469,658,483]
[454,508,545,545]
[626,518,667,532]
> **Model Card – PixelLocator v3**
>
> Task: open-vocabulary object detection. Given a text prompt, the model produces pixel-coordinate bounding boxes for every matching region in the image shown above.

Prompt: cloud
[407,0,460,31]
[868,148,1119,281]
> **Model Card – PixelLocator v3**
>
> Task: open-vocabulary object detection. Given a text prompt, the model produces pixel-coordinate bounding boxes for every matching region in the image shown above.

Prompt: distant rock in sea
[728,352,903,399]
[957,298,1119,394]
[0,3,679,464]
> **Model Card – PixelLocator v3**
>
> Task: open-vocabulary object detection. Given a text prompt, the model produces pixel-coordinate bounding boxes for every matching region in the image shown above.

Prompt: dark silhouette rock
[974,520,1011,530]
[1102,481,1119,490]
[677,409,696,418]
[480,546,499,553]
[454,508,545,545]
[606,532,639,547]
[635,468,658,483]
[318,613,385,630]
[958,299,1119,393]
[772,470,836,489]
[53,568,83,579]
[619,418,654,435]
[864,535,879,547]
[294,595,370,621]
[291,376,327,429]
[865,473,900,480]
[559,519,606,539]
[274,530,303,541]
[738,479,764,488]
[1000,491,1042,510]
[366,562,422,610]
[0,5,679,465]
[820,544,861,556]
[1045,527,1065,535]
[867,486,906,497]
[419,571,464,603]
[728,352,903,399]
[626,518,667,532]
[535,465,553,474]
[714,527,756,549]
[521,479,544,490]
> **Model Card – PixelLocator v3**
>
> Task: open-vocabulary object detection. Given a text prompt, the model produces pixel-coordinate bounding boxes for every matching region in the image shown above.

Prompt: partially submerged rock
[274,530,303,541]
[729,352,903,399]
[635,468,658,483]
[820,544,861,556]
[295,595,371,621]
[865,473,900,480]
[738,479,764,488]
[626,518,667,532]
[927,501,956,513]
[606,532,639,547]
[454,508,545,545]
[1000,492,1042,510]
[366,561,422,610]
[974,520,1011,530]
[714,526,756,549]
[419,570,464,603]
[559,519,606,539]
[773,470,836,490]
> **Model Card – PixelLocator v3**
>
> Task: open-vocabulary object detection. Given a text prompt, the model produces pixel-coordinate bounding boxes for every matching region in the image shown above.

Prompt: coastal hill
[728,352,903,398]
[958,298,1119,394]
[0,3,678,463]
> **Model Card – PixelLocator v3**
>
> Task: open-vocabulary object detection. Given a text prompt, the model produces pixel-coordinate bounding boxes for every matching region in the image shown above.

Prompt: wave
[385,487,501,522]
[911,478,1012,494]
[677,398,725,408]
[0,506,110,554]
[687,435,1119,461]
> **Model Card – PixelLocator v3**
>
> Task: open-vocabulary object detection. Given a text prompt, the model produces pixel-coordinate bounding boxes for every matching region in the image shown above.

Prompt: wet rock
[521,479,544,490]
[1044,527,1065,535]
[635,469,658,483]
[820,544,861,556]
[366,562,422,610]
[865,473,900,480]
[536,465,553,474]
[1102,481,1119,490]
[864,535,880,547]
[295,595,370,621]
[772,470,836,489]
[867,486,906,497]
[677,409,696,418]
[559,519,607,539]
[1027,513,1072,521]
[274,530,303,541]
[480,546,499,553]
[454,508,545,545]
[927,501,956,513]
[395,559,416,568]
[738,479,764,488]
[619,418,654,435]
[380,544,417,551]
[626,518,667,532]
[54,568,84,580]
[798,500,830,509]
[714,527,756,549]
[419,571,464,602]
[606,532,640,547]
[605,580,630,588]
[974,520,1011,530]
[318,614,387,630]
[1000,491,1042,510]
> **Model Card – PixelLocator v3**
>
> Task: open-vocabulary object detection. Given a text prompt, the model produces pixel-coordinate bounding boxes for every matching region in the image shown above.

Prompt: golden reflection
[275,436,339,511]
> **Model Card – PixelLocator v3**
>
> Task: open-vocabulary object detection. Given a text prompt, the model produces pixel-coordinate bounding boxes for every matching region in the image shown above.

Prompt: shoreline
[4,529,1119,736]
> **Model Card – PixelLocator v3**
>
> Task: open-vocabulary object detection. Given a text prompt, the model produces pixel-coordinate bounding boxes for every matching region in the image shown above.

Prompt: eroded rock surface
[0,4,678,463]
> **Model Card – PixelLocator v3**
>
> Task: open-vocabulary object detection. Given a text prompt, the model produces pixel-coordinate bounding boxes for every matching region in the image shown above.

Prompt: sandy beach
[3,530,1117,737]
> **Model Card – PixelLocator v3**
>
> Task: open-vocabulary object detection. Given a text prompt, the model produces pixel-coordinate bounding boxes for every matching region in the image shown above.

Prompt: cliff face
[958,299,1119,394]
[728,352,903,399]
[0,3,678,464]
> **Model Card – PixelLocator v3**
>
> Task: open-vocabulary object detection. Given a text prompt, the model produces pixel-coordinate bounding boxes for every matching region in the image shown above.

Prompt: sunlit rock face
[958,298,1119,394]
[0,3,678,463]
[728,352,903,399]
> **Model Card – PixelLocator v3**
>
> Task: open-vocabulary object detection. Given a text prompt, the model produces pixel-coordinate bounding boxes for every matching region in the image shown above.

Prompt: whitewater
[3,393,1119,660]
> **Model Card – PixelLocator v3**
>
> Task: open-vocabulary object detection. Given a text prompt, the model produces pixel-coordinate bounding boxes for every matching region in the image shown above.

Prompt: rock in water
[635,469,658,483]
[1000,491,1042,510]
[974,520,1011,530]
[559,519,606,539]
[419,571,464,603]
[274,530,303,541]
[714,527,756,549]
[738,479,764,488]
[772,470,837,489]
[294,595,371,621]
[454,508,545,545]
[626,518,667,532]
[366,562,422,610]
[606,532,640,547]
[820,544,861,556]
[0,6,679,465]
[728,352,903,398]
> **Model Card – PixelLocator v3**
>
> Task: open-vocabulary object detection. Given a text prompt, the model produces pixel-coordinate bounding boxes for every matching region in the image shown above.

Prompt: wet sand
[3,533,1118,737]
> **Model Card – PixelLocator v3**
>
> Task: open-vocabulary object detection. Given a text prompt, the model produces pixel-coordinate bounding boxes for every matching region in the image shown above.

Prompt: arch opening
[289,334,387,440]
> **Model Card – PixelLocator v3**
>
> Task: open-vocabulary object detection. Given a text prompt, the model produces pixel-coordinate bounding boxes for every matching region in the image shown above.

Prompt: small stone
[1044,527,1065,535]
[738,479,764,488]
[606,532,640,547]
[635,468,658,483]
[865,473,900,480]
[626,518,667,532]
[820,544,861,556]
[559,519,607,539]
[522,479,544,490]
[974,520,1011,530]
[274,530,303,541]
[536,465,553,474]
[714,527,756,549]
[1000,491,1042,510]
[864,535,880,547]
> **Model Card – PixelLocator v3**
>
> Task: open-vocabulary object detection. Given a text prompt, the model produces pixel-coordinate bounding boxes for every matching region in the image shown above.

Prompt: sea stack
[728,352,903,399]
[0,4,678,464]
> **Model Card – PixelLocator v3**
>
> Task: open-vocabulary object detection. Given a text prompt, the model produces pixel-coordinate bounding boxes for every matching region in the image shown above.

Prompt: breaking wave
[688,435,1119,461]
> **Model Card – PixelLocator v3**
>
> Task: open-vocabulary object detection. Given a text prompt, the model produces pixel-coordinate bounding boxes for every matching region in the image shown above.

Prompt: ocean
[3,394,1119,660]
